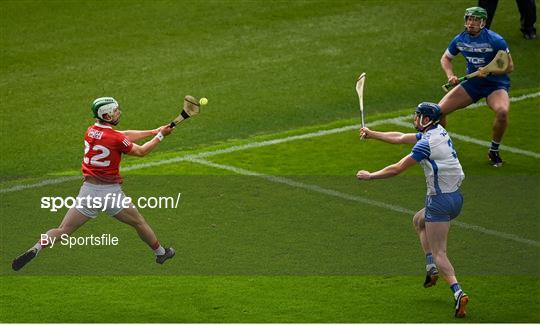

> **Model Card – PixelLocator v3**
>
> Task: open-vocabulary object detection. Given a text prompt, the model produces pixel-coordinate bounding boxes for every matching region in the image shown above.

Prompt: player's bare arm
[360,127,417,144]
[440,52,458,85]
[504,53,514,74]
[128,125,173,157]
[356,155,417,180]
[506,54,514,73]
[120,129,160,142]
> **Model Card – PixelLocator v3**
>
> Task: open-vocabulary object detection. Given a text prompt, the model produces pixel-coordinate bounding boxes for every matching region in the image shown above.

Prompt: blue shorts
[425,190,463,222]
[461,77,509,103]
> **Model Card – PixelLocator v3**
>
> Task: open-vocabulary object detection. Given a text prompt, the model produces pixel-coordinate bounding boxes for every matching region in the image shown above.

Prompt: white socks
[154,245,165,256]
[426,263,437,271]
[32,242,43,254]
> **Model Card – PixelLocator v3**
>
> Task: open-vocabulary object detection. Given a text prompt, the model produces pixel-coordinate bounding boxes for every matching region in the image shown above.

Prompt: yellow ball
[199,97,208,106]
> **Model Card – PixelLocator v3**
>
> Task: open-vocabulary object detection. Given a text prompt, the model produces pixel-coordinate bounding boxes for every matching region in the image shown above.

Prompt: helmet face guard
[92,97,120,125]
[464,6,487,31]
[415,102,441,131]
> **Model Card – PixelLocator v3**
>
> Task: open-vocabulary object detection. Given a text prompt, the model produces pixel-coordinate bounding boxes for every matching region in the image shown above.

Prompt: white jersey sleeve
[410,125,465,195]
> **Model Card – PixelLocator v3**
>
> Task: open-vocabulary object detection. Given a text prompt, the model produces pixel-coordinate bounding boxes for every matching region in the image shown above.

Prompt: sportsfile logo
[40,193,182,212]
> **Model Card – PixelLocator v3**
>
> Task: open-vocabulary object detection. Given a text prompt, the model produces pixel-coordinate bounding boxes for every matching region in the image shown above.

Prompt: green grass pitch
[1,0,539,323]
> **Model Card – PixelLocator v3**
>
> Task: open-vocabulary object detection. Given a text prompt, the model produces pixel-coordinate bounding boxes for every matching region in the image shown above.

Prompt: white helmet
[92,97,119,124]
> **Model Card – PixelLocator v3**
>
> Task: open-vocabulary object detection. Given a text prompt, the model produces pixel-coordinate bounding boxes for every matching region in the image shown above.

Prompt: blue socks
[425,253,436,271]
[426,253,434,265]
[450,283,461,293]
[490,140,500,152]
[450,282,463,299]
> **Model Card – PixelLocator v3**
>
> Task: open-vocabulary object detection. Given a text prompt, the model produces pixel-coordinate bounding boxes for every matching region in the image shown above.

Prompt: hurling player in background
[357,103,469,318]
[438,7,514,167]
[12,97,175,271]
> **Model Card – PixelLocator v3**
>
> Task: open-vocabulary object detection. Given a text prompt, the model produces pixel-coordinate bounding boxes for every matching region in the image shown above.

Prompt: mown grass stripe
[1,92,538,194]
[189,157,540,248]
[389,119,540,158]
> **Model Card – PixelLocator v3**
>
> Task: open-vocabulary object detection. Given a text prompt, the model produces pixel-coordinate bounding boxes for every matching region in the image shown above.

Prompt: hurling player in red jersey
[12,97,176,271]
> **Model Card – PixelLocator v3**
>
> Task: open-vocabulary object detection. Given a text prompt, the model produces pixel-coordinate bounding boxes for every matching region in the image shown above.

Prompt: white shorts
[75,182,132,218]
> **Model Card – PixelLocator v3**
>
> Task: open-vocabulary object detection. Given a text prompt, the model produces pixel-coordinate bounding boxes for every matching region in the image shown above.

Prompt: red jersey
[81,123,133,183]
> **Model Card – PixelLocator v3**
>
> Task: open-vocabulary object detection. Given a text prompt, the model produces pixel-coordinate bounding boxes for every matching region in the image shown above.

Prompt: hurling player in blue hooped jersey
[357,103,469,318]
[439,6,514,167]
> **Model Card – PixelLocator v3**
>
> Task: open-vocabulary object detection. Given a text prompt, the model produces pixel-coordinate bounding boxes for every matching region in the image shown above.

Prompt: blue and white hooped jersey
[411,125,465,196]
[445,28,510,86]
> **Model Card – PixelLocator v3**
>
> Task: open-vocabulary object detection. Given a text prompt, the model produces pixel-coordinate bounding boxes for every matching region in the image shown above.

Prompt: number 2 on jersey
[84,140,111,166]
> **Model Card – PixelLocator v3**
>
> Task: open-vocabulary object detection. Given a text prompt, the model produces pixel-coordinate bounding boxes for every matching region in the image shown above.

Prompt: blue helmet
[415,102,441,130]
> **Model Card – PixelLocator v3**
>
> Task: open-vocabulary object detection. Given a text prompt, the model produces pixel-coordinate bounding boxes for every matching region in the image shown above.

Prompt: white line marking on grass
[186,117,395,160]
[189,157,414,215]
[0,176,81,194]
[468,91,540,109]
[0,118,395,194]
[393,91,540,120]
[189,157,540,248]
[2,92,539,194]
[388,119,540,158]
[510,91,540,101]
[451,221,540,247]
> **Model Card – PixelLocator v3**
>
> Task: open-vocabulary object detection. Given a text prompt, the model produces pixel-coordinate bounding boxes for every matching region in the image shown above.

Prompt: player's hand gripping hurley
[356,72,366,131]
[169,95,206,128]
[442,50,509,92]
